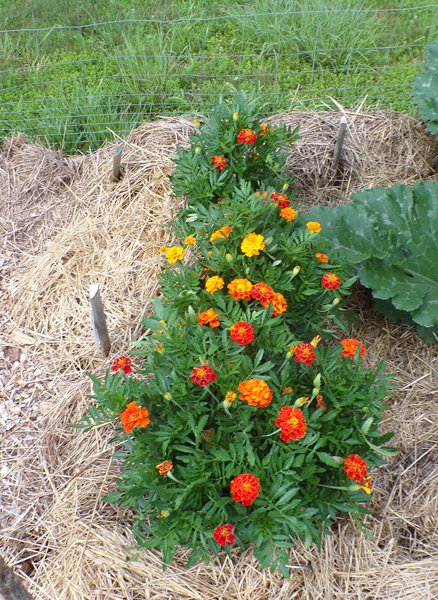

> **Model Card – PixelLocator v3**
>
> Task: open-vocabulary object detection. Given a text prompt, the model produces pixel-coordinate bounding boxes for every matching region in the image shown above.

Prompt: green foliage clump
[308,182,438,344]
[413,41,438,134]
[79,93,394,574]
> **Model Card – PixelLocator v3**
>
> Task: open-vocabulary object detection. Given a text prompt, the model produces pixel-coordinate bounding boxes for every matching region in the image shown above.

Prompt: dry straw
[1,109,437,599]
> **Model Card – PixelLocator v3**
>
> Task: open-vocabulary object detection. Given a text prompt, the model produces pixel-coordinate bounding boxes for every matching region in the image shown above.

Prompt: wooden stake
[111,145,123,182]
[89,283,111,357]
[331,115,348,172]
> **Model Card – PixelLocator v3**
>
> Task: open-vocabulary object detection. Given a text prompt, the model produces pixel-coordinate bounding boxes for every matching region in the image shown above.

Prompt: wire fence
[1,1,437,152]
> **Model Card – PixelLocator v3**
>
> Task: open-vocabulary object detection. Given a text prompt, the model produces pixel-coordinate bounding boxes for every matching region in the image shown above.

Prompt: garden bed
[0,110,437,599]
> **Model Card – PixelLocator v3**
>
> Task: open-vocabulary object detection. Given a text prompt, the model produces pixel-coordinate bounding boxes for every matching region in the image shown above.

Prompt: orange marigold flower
[340,338,366,360]
[120,401,150,433]
[111,355,132,375]
[316,394,327,411]
[294,343,317,366]
[241,232,265,257]
[275,406,307,443]
[306,221,322,233]
[205,275,225,294]
[238,379,273,408]
[230,473,260,506]
[158,245,167,254]
[251,282,275,307]
[198,308,221,328]
[184,235,197,245]
[260,123,268,135]
[228,278,253,301]
[230,321,255,345]
[282,386,293,394]
[237,128,257,144]
[211,155,227,171]
[271,192,290,208]
[190,365,217,387]
[213,524,236,546]
[280,207,297,222]
[165,246,184,264]
[315,252,328,263]
[272,292,288,316]
[210,225,233,242]
[343,454,368,482]
[155,460,173,476]
[321,272,341,290]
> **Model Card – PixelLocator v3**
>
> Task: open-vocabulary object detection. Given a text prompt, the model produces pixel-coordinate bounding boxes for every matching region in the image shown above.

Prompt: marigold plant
[81,93,395,578]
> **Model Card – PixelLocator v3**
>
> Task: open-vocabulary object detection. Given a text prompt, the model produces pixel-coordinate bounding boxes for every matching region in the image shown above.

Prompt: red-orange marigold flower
[230,473,260,506]
[340,338,365,360]
[237,128,257,144]
[211,155,227,171]
[275,406,307,442]
[213,524,236,546]
[238,379,273,408]
[120,401,150,433]
[155,460,173,476]
[294,343,317,366]
[315,252,329,263]
[343,454,368,482]
[260,123,268,135]
[270,192,290,208]
[201,427,215,445]
[230,321,255,345]
[198,308,221,328]
[190,365,217,386]
[251,282,275,307]
[228,278,253,301]
[272,292,288,316]
[112,355,132,375]
[321,273,341,290]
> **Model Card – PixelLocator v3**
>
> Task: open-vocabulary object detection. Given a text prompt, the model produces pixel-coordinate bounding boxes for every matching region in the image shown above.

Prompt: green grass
[0,0,437,152]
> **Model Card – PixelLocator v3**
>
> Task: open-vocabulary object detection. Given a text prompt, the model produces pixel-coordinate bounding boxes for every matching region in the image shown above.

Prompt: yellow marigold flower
[280,207,297,222]
[311,335,321,347]
[241,233,265,257]
[224,391,237,406]
[358,476,373,494]
[193,118,200,127]
[160,509,170,517]
[306,221,322,233]
[165,246,184,264]
[159,320,167,327]
[205,275,225,294]
[208,251,213,257]
[210,226,233,243]
[158,245,167,254]
[184,236,197,245]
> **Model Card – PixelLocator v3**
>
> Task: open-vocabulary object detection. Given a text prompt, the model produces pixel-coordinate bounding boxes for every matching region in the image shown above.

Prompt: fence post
[331,115,348,172]
[89,283,111,357]
[111,145,123,182]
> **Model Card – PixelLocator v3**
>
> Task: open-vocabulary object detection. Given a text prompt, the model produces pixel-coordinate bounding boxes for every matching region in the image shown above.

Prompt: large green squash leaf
[308,181,438,340]
[413,41,438,134]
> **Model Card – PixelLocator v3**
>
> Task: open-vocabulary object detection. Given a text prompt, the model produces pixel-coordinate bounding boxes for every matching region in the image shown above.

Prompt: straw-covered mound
[1,110,437,600]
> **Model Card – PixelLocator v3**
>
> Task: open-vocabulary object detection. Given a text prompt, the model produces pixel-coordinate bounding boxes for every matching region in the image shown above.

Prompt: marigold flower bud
[225,253,233,262]
[291,265,301,278]
[195,146,202,154]
[193,118,200,127]
[294,396,310,407]
[233,111,239,121]
[163,392,172,400]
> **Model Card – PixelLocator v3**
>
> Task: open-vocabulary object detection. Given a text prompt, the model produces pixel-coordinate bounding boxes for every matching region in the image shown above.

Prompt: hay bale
[1,111,437,600]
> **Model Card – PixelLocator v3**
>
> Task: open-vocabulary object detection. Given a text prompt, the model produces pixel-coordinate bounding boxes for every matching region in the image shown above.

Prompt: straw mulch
[0,110,437,600]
